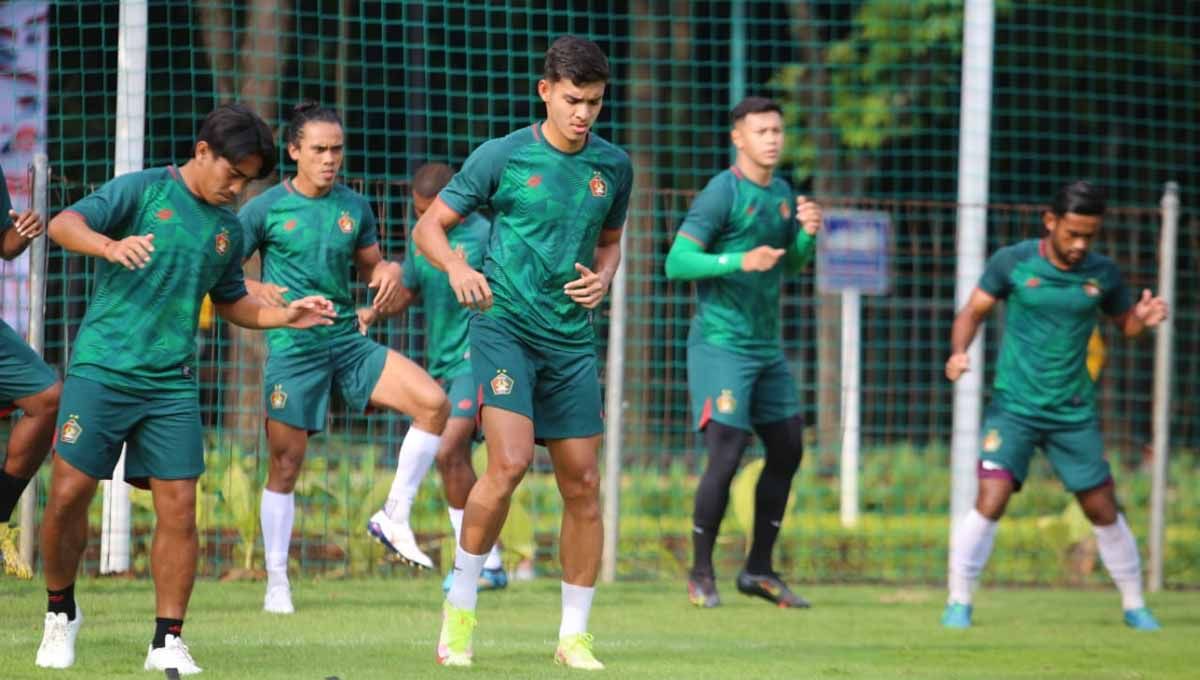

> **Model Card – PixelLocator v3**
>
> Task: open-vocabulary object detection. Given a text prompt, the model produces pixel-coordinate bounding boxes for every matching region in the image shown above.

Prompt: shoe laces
[562,632,596,656]
[445,609,475,652]
[165,636,196,664]
[44,614,68,646]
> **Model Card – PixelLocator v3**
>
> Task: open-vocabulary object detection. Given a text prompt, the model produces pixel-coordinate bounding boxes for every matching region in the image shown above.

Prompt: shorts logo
[589,171,607,198]
[490,370,514,396]
[458,398,474,411]
[60,415,83,444]
[214,228,230,256]
[270,384,288,410]
[716,389,737,414]
[1082,279,1101,297]
[982,429,1002,452]
[337,211,355,234]
[778,200,791,219]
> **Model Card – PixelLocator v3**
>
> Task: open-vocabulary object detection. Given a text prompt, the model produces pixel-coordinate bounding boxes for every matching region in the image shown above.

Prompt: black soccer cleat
[687,573,721,608]
[735,570,811,609]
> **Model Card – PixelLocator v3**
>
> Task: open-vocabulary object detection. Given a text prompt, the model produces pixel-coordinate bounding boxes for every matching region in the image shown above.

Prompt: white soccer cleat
[144,634,202,675]
[35,604,83,669]
[367,510,434,569]
[263,584,295,614]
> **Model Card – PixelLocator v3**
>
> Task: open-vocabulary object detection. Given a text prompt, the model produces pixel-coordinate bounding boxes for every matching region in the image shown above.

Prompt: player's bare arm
[214,293,335,330]
[49,209,155,270]
[354,243,405,312]
[1114,288,1169,337]
[945,287,998,381]
[1,209,44,259]
[564,226,622,309]
[412,197,491,311]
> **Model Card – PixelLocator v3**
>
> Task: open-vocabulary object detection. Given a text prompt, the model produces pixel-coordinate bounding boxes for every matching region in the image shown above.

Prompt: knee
[559,465,601,508]
[414,389,450,433]
[156,490,197,533]
[486,448,531,492]
[975,492,1010,521]
[269,444,307,491]
[435,444,467,475]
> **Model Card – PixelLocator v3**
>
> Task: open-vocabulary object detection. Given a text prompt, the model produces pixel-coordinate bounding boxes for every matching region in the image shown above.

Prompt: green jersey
[979,238,1133,423]
[438,123,633,351]
[240,179,379,354]
[64,166,248,395]
[678,167,799,357]
[402,211,491,379]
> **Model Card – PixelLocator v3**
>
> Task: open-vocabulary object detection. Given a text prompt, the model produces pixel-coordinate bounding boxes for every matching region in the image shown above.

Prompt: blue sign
[816,210,892,294]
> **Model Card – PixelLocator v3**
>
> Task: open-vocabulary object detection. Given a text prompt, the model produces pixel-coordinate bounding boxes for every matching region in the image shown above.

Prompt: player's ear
[288,141,302,163]
[194,140,211,163]
[537,79,552,103]
[730,126,742,150]
[1041,210,1056,233]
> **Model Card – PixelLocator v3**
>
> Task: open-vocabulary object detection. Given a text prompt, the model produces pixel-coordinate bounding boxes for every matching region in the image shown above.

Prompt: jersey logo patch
[156,208,174,221]
[1025,276,1041,288]
[458,398,474,411]
[589,171,607,198]
[982,429,1002,452]
[716,389,737,414]
[1082,279,1101,297]
[338,211,355,234]
[284,218,298,232]
[778,200,791,219]
[215,228,230,256]
[527,174,543,188]
[60,415,83,444]
[490,370,514,396]
[270,384,288,410]
[745,204,757,215]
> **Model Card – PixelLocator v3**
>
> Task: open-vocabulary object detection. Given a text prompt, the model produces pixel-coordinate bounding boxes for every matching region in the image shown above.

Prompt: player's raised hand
[741,245,786,272]
[1132,288,1168,327]
[103,233,155,270]
[246,279,289,307]
[447,259,492,311]
[796,196,822,236]
[945,352,970,382]
[9,209,42,239]
[369,260,403,311]
[564,262,609,309]
[284,295,336,328]
[356,306,378,335]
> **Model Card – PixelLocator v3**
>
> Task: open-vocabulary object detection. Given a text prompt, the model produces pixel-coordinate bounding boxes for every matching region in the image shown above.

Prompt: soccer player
[665,96,822,610]
[239,103,450,614]
[357,162,506,594]
[941,180,1167,631]
[413,36,632,669]
[36,103,336,674]
[1,179,57,580]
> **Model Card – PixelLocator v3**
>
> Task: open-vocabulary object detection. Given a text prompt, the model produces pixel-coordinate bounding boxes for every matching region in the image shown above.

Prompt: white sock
[483,543,503,571]
[383,427,441,525]
[447,545,487,611]
[1094,514,1145,610]
[448,507,464,545]
[947,509,998,605]
[261,489,294,589]
[559,582,596,639]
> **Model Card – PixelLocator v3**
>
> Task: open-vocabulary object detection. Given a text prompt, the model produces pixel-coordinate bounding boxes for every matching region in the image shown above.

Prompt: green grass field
[1,577,1196,679]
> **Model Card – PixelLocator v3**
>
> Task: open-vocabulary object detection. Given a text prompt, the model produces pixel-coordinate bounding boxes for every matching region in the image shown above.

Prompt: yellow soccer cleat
[436,600,476,667]
[555,632,605,671]
[1,526,33,580]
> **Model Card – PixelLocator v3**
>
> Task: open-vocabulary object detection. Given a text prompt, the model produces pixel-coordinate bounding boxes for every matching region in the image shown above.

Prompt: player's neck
[734,157,774,187]
[176,161,206,201]
[290,173,333,198]
[1040,237,1075,270]
[540,120,587,154]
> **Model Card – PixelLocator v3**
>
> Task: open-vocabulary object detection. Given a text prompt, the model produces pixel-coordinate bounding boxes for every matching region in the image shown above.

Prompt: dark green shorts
[54,375,203,481]
[0,319,58,407]
[979,405,1110,493]
[687,342,801,432]
[263,331,388,432]
[470,314,603,440]
[442,371,479,421]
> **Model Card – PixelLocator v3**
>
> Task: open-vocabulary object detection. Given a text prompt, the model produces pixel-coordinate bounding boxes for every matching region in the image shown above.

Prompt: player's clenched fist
[103,233,155,270]
[796,195,821,236]
[945,352,970,382]
[9,209,43,239]
[741,245,785,272]
[448,259,492,311]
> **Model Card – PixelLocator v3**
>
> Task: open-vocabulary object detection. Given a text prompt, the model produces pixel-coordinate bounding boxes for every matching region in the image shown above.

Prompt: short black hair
[287,101,343,148]
[1050,180,1106,217]
[411,162,455,199]
[731,96,783,125]
[196,103,276,179]
[543,35,609,85]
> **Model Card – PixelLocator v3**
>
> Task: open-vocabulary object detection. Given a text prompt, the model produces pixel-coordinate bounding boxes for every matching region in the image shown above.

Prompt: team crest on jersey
[156,208,174,221]
[338,211,355,234]
[589,171,607,198]
[284,218,298,232]
[1025,276,1041,288]
[716,389,737,414]
[490,370,514,396]
[270,384,288,410]
[214,228,230,256]
[982,429,1002,452]
[60,415,83,444]
[1082,279,1101,297]
[778,200,791,220]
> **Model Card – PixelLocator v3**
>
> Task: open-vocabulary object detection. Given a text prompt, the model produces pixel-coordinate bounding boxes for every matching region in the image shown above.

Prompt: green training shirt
[240,178,379,354]
[438,123,633,352]
[64,166,248,395]
[979,238,1133,423]
[402,211,491,379]
[677,167,803,357]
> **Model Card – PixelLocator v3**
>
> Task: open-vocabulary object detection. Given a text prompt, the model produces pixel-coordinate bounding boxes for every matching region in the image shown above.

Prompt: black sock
[0,470,33,523]
[153,617,184,648]
[745,415,804,575]
[47,584,76,621]
[691,422,751,579]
